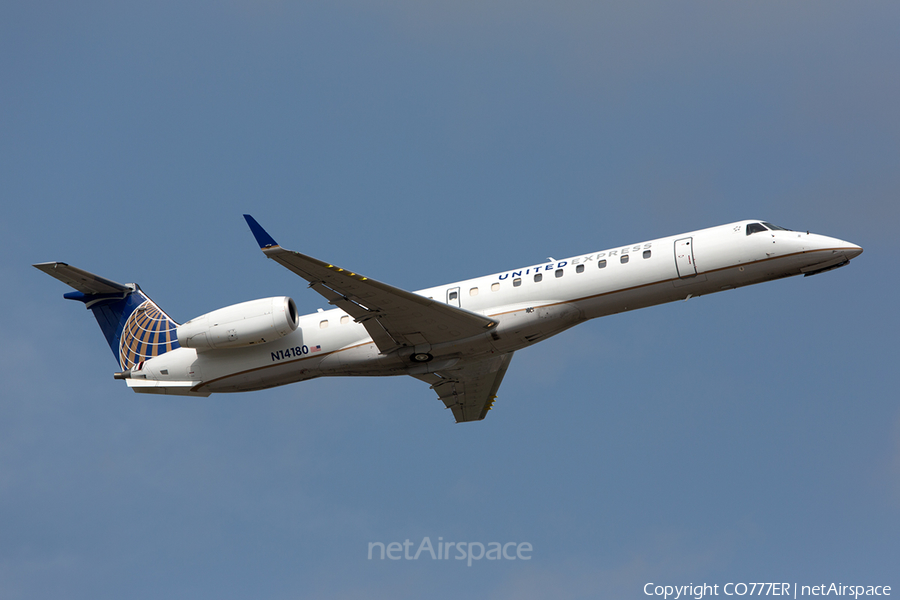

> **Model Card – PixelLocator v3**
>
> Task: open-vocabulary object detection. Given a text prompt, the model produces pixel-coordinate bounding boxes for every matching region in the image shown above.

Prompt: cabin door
[674,237,697,278]
[447,287,461,307]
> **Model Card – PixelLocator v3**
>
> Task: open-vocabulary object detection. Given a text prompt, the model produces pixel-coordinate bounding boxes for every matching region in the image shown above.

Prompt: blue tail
[34,262,180,370]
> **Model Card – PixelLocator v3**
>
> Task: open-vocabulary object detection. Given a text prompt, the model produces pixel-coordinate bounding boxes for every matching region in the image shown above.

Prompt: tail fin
[34,262,180,370]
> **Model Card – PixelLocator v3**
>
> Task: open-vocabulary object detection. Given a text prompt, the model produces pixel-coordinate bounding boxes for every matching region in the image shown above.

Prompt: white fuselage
[129,220,862,395]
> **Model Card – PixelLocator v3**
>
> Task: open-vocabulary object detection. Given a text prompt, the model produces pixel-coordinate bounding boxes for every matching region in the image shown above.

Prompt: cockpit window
[746,222,768,235]
[762,222,791,231]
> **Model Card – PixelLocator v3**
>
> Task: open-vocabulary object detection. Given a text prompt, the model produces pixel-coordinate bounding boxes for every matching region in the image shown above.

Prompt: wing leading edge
[243,215,498,356]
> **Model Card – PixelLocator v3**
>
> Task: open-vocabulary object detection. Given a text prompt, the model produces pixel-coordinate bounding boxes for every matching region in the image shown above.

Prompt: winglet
[243,214,280,249]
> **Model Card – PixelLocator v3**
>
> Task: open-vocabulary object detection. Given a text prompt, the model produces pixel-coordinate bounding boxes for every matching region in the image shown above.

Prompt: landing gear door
[447,287,461,307]
[674,237,697,278]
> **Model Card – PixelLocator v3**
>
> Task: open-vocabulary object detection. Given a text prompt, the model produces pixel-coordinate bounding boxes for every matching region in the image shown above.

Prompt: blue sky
[2,2,897,598]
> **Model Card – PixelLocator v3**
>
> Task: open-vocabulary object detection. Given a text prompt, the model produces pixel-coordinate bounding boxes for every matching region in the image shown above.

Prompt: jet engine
[177,296,298,350]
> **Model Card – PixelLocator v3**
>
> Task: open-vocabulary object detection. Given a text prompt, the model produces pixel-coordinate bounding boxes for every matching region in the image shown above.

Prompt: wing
[411,352,514,423]
[244,215,498,355]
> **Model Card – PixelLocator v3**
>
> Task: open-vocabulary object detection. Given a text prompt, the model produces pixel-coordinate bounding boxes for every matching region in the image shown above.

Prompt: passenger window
[513,278,522,287]
[469,287,479,296]
[598,259,607,269]
[340,315,349,325]
[491,283,500,292]
[534,273,543,282]
[449,291,458,301]
[746,223,768,235]
[576,264,584,273]
[621,255,629,264]
[319,320,329,329]
[643,250,651,259]
[555,269,564,278]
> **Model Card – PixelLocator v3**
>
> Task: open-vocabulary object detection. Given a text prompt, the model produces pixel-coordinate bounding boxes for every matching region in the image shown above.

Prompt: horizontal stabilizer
[33,262,131,296]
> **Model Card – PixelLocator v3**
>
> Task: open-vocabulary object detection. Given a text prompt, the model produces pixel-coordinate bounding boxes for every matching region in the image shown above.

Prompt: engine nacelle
[177,296,298,350]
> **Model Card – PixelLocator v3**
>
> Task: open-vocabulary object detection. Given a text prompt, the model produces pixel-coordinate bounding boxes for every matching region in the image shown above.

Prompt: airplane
[34,216,862,423]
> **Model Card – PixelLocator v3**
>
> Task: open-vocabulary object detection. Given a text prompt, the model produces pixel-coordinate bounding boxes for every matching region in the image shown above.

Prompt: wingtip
[243,214,279,249]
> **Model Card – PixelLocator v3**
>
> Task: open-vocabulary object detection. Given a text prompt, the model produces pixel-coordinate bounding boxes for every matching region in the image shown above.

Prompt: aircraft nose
[825,236,863,260]
[843,242,863,260]
[811,233,863,260]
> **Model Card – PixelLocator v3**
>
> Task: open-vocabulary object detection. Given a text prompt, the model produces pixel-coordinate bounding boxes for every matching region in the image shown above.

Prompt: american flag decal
[311,345,321,352]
